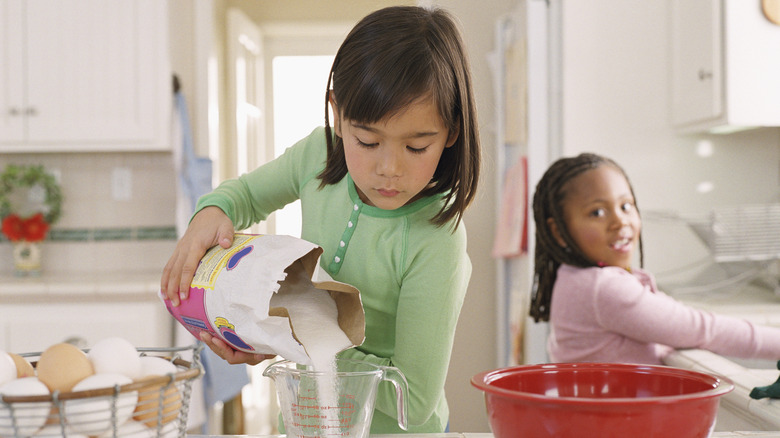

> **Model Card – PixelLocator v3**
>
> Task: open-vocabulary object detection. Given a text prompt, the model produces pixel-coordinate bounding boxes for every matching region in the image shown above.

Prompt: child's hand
[160,206,235,306]
[199,332,274,366]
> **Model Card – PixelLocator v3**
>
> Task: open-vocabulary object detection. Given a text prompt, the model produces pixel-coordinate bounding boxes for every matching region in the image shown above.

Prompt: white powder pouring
[270,260,352,435]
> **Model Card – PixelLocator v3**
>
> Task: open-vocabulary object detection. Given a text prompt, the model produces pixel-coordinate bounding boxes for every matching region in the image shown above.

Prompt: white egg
[89,337,141,379]
[64,373,138,436]
[98,420,154,438]
[0,351,16,386]
[157,420,181,438]
[0,377,51,437]
[138,356,177,378]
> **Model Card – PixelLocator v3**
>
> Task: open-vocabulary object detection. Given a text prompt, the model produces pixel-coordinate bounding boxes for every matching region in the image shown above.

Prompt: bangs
[337,67,433,125]
[330,10,458,129]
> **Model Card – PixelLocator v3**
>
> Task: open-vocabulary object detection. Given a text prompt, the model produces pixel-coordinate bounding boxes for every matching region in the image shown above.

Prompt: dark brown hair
[529,153,644,322]
[318,6,480,229]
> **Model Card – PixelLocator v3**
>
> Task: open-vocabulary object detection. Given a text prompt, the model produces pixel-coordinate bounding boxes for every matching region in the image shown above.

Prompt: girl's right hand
[160,206,235,306]
[199,332,274,366]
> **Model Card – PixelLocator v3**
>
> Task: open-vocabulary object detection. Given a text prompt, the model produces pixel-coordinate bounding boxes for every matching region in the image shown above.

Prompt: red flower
[23,213,49,242]
[2,214,25,241]
[2,213,50,242]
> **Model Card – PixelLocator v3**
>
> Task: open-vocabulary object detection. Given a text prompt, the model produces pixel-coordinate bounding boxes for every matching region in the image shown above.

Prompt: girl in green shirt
[161,5,480,434]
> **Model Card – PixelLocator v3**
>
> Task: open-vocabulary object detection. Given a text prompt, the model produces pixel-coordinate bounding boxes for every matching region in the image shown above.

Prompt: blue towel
[175,91,214,210]
[201,347,251,406]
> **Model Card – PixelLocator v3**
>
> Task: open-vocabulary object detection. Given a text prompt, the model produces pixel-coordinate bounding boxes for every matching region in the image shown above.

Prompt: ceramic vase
[13,241,41,276]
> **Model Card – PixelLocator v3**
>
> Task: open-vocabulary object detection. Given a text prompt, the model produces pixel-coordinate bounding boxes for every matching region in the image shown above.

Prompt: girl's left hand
[199,332,274,366]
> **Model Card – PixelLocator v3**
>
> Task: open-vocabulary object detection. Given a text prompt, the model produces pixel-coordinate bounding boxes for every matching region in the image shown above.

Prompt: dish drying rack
[0,344,203,438]
[688,203,780,263]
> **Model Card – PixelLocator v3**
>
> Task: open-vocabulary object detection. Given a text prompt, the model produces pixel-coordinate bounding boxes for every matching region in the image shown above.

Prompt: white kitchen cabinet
[0,0,170,152]
[670,0,780,133]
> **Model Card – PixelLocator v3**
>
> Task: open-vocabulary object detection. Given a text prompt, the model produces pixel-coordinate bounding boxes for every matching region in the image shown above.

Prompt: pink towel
[492,155,528,258]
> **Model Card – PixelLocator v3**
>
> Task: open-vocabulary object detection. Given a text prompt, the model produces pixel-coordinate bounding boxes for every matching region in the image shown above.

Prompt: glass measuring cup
[263,358,408,437]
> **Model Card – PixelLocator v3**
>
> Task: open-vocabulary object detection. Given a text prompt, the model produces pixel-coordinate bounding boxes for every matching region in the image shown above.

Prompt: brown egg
[8,353,35,378]
[132,376,182,427]
[36,343,94,392]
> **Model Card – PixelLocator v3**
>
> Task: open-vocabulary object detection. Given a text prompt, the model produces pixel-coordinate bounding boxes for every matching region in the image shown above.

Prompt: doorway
[269,54,334,237]
[259,22,349,237]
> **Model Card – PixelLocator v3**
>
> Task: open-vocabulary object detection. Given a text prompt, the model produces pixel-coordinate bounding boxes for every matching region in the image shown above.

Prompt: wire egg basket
[688,203,780,263]
[0,344,203,438]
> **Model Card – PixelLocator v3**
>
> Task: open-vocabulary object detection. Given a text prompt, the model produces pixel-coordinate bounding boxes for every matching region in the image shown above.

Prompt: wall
[226,0,412,22]
[0,152,177,276]
[434,0,512,432]
[559,1,780,279]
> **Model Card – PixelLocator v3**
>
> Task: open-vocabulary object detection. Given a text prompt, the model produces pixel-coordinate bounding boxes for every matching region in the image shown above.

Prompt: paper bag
[162,233,365,365]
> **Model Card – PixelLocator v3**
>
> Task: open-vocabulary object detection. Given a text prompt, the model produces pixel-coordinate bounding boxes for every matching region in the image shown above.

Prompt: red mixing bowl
[471,362,734,438]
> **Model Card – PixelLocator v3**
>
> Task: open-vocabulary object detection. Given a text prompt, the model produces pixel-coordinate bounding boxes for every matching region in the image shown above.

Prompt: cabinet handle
[7,107,37,116]
[698,69,713,81]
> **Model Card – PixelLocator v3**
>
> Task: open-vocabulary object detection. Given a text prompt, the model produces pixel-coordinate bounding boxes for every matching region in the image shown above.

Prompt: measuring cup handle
[381,365,409,431]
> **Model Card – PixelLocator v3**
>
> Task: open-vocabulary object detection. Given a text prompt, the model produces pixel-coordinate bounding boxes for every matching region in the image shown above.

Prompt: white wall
[559,1,780,279]
[0,152,177,276]
[434,0,514,432]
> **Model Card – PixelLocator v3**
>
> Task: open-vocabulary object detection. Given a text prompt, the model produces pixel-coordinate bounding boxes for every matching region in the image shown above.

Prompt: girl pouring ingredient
[160,6,480,434]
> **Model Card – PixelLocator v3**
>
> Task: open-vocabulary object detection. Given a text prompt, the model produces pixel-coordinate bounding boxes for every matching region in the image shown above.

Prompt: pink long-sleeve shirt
[547,264,780,365]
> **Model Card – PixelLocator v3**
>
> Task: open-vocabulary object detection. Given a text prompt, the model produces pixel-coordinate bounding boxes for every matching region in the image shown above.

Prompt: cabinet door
[670,0,723,126]
[0,0,24,142]
[22,0,168,149]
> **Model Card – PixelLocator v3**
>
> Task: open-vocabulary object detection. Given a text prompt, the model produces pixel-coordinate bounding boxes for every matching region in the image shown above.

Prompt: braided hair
[529,153,644,322]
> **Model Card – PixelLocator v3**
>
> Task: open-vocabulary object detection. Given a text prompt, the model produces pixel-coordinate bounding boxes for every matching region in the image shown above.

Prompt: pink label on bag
[164,286,256,352]
[162,235,262,352]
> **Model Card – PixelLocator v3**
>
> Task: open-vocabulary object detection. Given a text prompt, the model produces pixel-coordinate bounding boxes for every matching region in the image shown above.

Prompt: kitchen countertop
[665,348,780,432]
[713,434,780,437]
[189,433,780,437]
[187,432,493,438]
[0,271,161,302]
[189,435,492,438]
[0,270,173,350]
[665,281,780,432]
[672,282,780,326]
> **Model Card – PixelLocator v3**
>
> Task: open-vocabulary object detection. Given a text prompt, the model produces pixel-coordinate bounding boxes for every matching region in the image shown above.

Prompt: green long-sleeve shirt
[195,127,471,433]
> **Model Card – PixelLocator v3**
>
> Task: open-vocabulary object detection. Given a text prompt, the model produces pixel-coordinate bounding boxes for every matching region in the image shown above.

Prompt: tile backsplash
[0,152,179,275]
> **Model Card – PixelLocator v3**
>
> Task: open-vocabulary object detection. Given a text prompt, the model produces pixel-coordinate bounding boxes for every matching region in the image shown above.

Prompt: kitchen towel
[492,155,528,258]
[172,90,214,236]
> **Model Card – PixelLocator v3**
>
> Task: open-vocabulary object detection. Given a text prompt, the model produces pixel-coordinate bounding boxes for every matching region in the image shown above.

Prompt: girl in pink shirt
[529,153,780,364]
